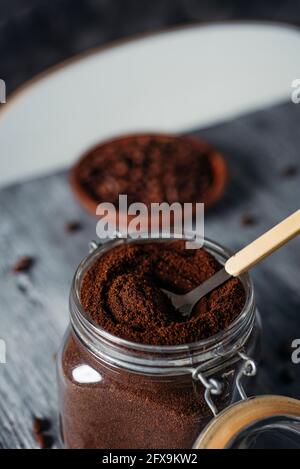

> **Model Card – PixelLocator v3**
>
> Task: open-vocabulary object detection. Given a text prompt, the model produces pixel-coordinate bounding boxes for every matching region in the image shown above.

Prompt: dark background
[1,0,300,94]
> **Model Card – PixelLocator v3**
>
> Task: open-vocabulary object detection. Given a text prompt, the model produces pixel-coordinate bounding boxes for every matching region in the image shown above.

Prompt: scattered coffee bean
[241,214,257,227]
[281,165,298,178]
[279,367,296,385]
[32,417,53,449]
[65,220,82,233]
[33,417,51,434]
[12,256,34,273]
[34,433,53,449]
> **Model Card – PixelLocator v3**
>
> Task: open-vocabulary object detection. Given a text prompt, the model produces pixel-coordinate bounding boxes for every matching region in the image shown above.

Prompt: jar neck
[69,237,256,377]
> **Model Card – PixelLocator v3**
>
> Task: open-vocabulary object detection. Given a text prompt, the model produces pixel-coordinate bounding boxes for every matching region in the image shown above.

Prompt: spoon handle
[225,210,300,277]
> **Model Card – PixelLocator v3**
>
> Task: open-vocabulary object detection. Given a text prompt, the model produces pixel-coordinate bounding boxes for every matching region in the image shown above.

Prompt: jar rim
[69,235,256,370]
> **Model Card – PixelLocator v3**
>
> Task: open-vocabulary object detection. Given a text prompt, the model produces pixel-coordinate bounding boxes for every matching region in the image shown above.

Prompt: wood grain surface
[0,101,300,448]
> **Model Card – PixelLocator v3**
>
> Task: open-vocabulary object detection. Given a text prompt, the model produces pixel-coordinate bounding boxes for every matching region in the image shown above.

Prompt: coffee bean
[12,256,34,273]
[281,165,298,178]
[34,433,53,449]
[241,214,257,227]
[33,417,51,434]
[32,417,53,449]
[65,221,82,233]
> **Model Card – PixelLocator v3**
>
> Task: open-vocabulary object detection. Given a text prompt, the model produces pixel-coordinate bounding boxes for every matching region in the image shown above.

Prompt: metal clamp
[192,351,257,417]
[192,368,223,417]
[236,351,257,401]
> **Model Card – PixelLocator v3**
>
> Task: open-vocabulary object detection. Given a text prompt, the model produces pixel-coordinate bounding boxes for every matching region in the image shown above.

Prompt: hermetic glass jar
[57,236,261,449]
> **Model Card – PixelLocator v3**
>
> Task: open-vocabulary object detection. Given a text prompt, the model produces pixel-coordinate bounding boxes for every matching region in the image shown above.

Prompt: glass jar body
[58,316,261,449]
[57,237,261,449]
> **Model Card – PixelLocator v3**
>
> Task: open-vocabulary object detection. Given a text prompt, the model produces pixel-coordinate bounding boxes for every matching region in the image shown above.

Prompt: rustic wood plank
[0,101,300,448]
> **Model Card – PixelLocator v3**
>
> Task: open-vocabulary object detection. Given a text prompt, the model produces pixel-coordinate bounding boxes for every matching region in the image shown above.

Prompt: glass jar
[57,236,261,449]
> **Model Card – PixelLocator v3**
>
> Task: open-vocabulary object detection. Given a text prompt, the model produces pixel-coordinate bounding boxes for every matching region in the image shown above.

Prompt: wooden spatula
[162,210,300,317]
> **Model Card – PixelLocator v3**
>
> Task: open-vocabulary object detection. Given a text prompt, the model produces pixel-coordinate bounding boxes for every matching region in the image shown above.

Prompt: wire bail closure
[192,368,223,417]
[236,351,257,401]
[192,351,257,417]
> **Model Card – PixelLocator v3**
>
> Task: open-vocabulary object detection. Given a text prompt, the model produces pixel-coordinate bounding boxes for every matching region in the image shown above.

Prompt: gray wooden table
[0,101,300,448]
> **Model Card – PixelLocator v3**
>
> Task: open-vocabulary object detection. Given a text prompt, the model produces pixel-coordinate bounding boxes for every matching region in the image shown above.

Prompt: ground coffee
[81,240,245,345]
[71,134,227,214]
[60,241,248,449]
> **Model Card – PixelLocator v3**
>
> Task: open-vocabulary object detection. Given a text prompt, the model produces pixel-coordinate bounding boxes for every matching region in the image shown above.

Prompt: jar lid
[194,395,300,449]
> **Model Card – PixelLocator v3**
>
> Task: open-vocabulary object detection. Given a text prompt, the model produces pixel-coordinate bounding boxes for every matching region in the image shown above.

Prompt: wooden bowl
[69,133,228,226]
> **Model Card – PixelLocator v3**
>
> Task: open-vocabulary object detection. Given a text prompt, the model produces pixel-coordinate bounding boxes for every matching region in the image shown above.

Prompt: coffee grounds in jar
[80,241,246,345]
[62,334,232,448]
[60,241,248,449]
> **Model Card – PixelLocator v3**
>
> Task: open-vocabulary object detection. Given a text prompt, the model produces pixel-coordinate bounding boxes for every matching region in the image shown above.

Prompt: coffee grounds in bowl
[80,240,245,345]
[70,134,227,214]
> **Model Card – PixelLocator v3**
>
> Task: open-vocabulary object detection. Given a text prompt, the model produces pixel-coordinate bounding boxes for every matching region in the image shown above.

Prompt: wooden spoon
[162,210,300,317]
